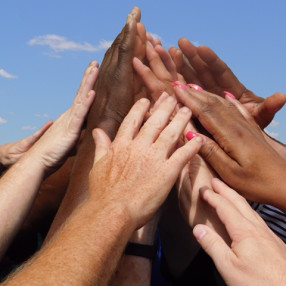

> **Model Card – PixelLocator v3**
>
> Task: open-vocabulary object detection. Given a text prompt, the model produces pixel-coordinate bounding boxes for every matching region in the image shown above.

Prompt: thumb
[193,224,233,273]
[92,128,111,165]
[257,92,286,128]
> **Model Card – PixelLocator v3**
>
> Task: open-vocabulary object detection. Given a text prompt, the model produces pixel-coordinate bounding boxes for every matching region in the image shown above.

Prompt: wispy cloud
[28,35,112,54]
[269,120,279,128]
[21,126,37,131]
[265,129,279,139]
[0,69,18,79]
[35,113,49,118]
[0,117,7,124]
[149,32,163,42]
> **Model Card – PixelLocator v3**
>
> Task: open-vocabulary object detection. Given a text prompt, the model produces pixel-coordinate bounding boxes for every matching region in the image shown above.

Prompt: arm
[111,215,159,286]
[193,178,286,286]
[3,93,202,285]
[0,63,98,259]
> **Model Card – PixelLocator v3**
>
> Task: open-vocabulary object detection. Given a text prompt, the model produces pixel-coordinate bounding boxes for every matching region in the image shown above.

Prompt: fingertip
[193,224,208,242]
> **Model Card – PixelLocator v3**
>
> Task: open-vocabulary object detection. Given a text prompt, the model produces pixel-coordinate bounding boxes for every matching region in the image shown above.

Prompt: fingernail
[193,227,207,241]
[224,91,236,99]
[187,83,204,91]
[186,131,199,141]
[172,81,187,91]
[86,90,93,98]
[181,106,191,113]
[126,14,132,23]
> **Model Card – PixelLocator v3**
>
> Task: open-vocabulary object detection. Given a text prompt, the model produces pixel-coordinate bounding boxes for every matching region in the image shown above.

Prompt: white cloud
[269,120,279,128]
[0,117,7,124]
[28,35,112,53]
[0,69,18,79]
[35,113,49,118]
[265,129,279,139]
[21,126,37,131]
[148,32,163,43]
[193,41,200,47]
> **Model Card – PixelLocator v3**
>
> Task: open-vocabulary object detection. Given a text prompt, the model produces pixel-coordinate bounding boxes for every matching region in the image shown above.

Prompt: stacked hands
[1,6,286,286]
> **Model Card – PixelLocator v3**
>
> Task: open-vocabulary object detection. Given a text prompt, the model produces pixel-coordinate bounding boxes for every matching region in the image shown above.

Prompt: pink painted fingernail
[172,81,187,91]
[186,131,199,141]
[224,91,236,99]
[187,83,204,91]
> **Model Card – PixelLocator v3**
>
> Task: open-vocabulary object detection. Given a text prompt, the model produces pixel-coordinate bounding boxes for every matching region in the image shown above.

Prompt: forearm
[3,200,135,286]
[110,219,158,286]
[0,154,45,258]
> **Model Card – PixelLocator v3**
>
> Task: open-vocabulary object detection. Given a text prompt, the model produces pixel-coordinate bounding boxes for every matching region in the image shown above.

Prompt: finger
[75,65,99,106]
[92,128,111,164]
[199,136,240,186]
[225,93,254,122]
[130,6,141,22]
[211,178,261,222]
[150,91,170,113]
[146,41,173,82]
[165,135,202,178]
[134,23,146,61]
[69,68,99,132]
[197,46,245,97]
[155,106,192,157]
[78,61,99,94]
[136,94,177,145]
[199,187,252,241]
[154,45,178,80]
[133,57,166,100]
[115,98,150,141]
[170,46,200,85]
[256,92,286,128]
[179,38,217,92]
[117,17,137,71]
[193,224,235,274]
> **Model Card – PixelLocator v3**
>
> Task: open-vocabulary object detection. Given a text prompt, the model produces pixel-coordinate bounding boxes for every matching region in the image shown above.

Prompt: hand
[172,38,286,128]
[28,62,98,173]
[173,83,286,211]
[89,93,202,228]
[0,122,51,169]
[133,41,178,103]
[86,8,145,140]
[193,178,286,286]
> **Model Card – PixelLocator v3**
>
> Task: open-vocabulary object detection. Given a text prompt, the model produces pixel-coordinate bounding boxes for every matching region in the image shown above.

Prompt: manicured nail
[187,83,204,91]
[186,131,199,141]
[172,81,187,91]
[224,91,236,99]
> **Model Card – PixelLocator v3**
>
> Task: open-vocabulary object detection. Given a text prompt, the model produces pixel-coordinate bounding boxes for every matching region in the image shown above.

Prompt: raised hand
[172,38,286,128]
[193,178,286,286]
[89,93,202,228]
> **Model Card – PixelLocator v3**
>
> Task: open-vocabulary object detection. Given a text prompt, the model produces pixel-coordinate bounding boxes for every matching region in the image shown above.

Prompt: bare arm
[0,63,98,259]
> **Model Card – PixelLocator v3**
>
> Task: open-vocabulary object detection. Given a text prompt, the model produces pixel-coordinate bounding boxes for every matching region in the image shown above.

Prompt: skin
[2,94,202,286]
[44,8,147,241]
[173,83,286,211]
[169,38,286,129]
[0,123,52,174]
[0,62,98,259]
[193,178,286,286]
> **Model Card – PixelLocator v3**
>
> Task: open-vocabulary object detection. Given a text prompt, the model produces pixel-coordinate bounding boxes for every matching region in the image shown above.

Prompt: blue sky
[1,0,285,145]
